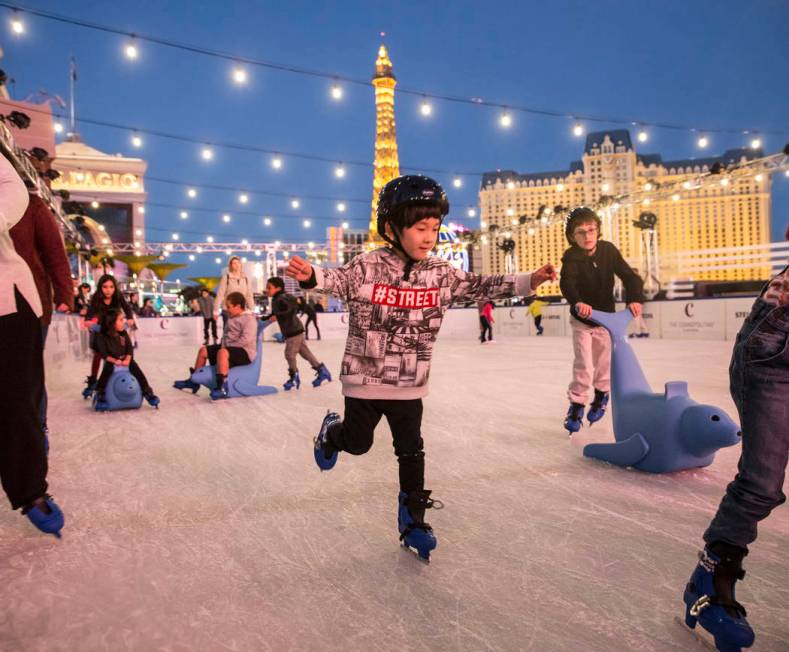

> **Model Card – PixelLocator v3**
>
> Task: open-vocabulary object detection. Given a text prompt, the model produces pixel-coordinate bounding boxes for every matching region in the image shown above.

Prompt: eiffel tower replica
[368,44,401,245]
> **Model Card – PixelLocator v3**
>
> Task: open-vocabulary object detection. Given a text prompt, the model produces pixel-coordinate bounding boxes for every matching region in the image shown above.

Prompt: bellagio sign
[53,170,142,192]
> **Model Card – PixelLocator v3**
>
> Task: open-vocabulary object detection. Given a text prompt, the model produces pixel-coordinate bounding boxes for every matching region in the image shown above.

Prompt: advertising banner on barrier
[660,300,726,340]
[541,305,568,337]
[136,317,202,345]
[497,306,534,337]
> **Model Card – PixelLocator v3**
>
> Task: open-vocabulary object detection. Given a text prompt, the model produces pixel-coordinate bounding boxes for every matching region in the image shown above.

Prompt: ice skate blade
[401,542,431,564]
[674,616,722,651]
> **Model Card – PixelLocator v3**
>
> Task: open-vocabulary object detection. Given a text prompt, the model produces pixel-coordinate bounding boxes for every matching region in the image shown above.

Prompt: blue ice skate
[82,375,96,399]
[313,411,341,471]
[564,402,584,434]
[209,382,229,400]
[312,364,332,388]
[284,371,301,391]
[683,546,754,652]
[143,390,160,408]
[23,496,64,538]
[398,490,442,562]
[587,390,609,425]
[173,375,200,394]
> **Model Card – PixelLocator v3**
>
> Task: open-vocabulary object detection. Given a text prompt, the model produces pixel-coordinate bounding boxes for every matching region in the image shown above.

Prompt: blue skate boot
[209,382,229,400]
[563,402,584,434]
[312,364,332,388]
[398,490,443,563]
[23,495,64,538]
[82,375,97,399]
[143,388,160,408]
[683,543,754,652]
[93,392,111,412]
[173,368,200,394]
[313,411,341,471]
[283,371,301,391]
[587,389,609,425]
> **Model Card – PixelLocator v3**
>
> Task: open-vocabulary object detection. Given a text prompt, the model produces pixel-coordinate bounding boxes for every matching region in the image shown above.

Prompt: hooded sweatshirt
[302,247,535,400]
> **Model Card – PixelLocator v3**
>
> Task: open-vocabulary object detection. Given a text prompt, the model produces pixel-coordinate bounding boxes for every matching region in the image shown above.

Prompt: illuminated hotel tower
[369,45,401,241]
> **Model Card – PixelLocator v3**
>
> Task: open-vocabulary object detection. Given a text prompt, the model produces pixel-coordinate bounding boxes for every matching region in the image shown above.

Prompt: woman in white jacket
[214,256,255,327]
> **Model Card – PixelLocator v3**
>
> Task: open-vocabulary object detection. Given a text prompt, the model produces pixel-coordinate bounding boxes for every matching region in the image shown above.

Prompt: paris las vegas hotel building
[478,130,771,294]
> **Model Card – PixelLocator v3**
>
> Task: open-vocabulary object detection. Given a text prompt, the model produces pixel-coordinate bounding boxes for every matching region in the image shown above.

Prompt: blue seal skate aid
[190,321,277,398]
[581,309,741,473]
[94,366,143,412]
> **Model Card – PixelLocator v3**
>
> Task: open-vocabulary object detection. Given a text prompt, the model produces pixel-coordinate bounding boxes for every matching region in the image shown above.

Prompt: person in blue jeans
[683,262,789,652]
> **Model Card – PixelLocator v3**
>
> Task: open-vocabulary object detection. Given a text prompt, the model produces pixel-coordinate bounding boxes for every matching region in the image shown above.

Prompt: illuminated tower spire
[369,44,401,241]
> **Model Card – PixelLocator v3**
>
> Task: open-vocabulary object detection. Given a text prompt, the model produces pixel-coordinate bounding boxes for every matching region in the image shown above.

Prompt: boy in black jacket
[559,207,644,433]
[264,277,331,390]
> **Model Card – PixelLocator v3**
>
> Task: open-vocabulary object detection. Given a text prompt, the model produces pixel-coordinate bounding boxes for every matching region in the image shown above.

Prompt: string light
[601,183,610,193]
[644,182,653,191]
[499,112,512,128]
[131,134,142,148]
[334,165,346,179]
[263,217,272,226]
[291,199,300,209]
[196,246,203,253]
[420,99,433,116]
[239,193,249,204]
[10,13,24,34]
[139,206,145,214]
[750,138,762,149]
[222,214,231,223]
[467,208,476,217]
[188,254,195,261]
[720,177,730,187]
[453,177,462,188]
[215,257,221,264]
[573,123,585,137]
[91,200,100,208]
[232,67,248,85]
[506,181,515,190]
[53,122,64,134]
[124,42,138,60]
[341,221,349,229]
[206,236,214,242]
[697,136,709,149]
[201,147,214,161]
[337,202,346,212]
[556,183,565,192]
[135,229,143,236]
[672,193,680,201]
[187,187,197,198]
[180,210,188,219]
[303,219,311,228]
[637,130,648,143]
[330,83,343,100]
[271,156,283,170]
[172,233,179,240]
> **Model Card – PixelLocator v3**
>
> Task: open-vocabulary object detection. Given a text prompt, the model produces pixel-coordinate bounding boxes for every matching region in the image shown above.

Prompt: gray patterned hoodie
[306,247,534,399]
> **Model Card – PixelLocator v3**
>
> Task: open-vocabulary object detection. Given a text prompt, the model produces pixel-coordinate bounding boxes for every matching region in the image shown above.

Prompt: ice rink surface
[1,334,787,651]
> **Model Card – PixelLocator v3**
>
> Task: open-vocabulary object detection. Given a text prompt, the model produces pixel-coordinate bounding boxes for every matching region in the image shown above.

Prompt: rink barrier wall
[44,296,757,365]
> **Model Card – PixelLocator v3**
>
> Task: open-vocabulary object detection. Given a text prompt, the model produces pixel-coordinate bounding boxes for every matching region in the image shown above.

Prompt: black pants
[0,289,48,509]
[97,360,151,394]
[534,315,543,331]
[304,315,320,340]
[328,397,425,493]
[203,317,217,342]
[206,344,250,367]
[479,316,492,342]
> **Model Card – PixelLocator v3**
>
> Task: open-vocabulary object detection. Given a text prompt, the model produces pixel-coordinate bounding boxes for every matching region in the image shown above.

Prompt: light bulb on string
[342,221,349,229]
[750,138,762,150]
[172,233,179,241]
[206,236,214,243]
[124,42,139,60]
[10,13,24,35]
[271,156,283,170]
[637,130,648,143]
[91,200,100,209]
[499,112,512,128]
[188,254,195,261]
[453,177,463,188]
[180,211,188,219]
[131,134,142,148]
[291,199,300,209]
[232,67,248,85]
[420,99,433,117]
[303,219,311,228]
[239,193,249,204]
[335,165,346,179]
[222,214,231,223]
[263,217,272,226]
[337,202,346,212]
[201,147,214,161]
[197,246,203,253]
[54,122,64,134]
[187,187,197,198]
[139,206,145,214]
[215,257,221,264]
[697,135,709,149]
[330,83,343,100]
[467,208,476,217]
[573,123,585,137]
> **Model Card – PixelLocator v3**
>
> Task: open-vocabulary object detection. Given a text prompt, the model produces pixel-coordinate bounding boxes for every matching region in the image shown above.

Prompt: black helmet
[565,206,602,245]
[376,175,449,240]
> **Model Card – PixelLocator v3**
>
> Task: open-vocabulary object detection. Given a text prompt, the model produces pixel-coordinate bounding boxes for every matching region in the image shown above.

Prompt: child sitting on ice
[173,292,257,400]
[94,309,159,410]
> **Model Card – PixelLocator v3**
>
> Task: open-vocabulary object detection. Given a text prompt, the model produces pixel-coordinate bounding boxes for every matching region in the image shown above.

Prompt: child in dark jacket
[287,175,556,561]
[264,278,330,390]
[559,206,644,433]
[94,309,159,409]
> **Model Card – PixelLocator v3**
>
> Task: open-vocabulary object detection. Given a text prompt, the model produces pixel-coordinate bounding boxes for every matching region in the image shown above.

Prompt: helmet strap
[383,223,419,281]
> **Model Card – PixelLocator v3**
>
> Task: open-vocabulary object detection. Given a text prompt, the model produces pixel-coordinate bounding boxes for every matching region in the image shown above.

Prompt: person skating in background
[93,309,159,410]
[480,300,495,343]
[197,288,218,345]
[139,298,158,318]
[174,292,257,400]
[629,313,650,338]
[10,148,74,435]
[286,175,556,561]
[0,151,63,538]
[559,207,644,434]
[296,295,321,340]
[528,297,547,335]
[83,275,136,399]
[681,229,789,652]
[214,256,255,329]
[264,277,331,390]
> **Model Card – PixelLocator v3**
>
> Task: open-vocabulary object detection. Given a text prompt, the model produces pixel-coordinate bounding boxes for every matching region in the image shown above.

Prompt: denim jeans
[704,298,789,549]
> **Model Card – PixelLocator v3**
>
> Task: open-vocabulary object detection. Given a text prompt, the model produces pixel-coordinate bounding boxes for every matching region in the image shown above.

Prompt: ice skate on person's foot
[313,411,341,471]
[563,402,585,434]
[173,368,200,393]
[82,375,97,399]
[587,389,609,425]
[143,388,160,408]
[312,363,332,388]
[94,392,111,412]
[209,382,229,400]
[682,544,754,652]
[398,490,443,562]
[23,495,64,538]
[283,371,301,391]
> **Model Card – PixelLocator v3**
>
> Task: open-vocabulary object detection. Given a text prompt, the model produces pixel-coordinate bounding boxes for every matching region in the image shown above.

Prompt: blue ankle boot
[312,364,332,388]
[587,389,609,425]
[313,411,341,471]
[563,402,584,434]
[683,544,755,652]
[284,371,301,391]
[23,496,64,538]
[173,378,200,394]
[398,490,443,562]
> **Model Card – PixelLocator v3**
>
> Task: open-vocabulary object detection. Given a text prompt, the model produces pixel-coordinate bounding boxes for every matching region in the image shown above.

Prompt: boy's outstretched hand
[286,256,313,282]
[530,263,557,290]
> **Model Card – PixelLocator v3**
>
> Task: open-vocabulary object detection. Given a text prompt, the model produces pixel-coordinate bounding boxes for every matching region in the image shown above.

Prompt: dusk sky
[2,0,788,277]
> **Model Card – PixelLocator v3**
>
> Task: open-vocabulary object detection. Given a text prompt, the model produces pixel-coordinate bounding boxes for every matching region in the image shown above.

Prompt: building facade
[479,130,771,294]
